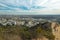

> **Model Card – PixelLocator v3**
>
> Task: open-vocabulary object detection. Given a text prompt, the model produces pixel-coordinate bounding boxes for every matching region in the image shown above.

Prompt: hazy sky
[0,0,60,15]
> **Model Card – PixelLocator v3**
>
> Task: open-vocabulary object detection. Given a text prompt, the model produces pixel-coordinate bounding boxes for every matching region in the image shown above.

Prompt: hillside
[0,21,55,40]
[51,22,60,40]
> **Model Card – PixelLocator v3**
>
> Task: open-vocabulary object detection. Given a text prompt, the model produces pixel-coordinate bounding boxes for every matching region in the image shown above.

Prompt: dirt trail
[51,22,60,40]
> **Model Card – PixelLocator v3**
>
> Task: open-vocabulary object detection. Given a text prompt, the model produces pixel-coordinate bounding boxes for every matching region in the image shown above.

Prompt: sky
[0,0,60,15]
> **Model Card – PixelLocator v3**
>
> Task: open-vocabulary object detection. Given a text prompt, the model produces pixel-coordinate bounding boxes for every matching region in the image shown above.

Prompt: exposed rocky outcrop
[51,22,60,40]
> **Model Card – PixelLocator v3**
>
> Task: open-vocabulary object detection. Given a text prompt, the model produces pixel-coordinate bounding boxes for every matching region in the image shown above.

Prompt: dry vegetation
[0,22,55,40]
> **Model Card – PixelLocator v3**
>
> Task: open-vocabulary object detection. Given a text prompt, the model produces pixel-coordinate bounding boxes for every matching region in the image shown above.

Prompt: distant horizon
[0,10,60,15]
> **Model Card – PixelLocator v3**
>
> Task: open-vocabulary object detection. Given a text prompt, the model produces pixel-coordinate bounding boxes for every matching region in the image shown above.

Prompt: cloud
[0,0,46,10]
[0,0,60,15]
